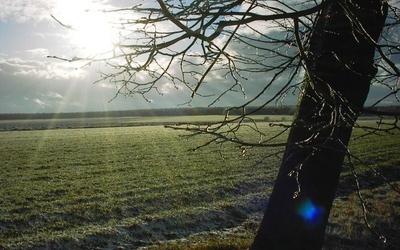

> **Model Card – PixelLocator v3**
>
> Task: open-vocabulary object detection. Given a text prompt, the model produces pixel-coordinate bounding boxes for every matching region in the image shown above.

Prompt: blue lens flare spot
[296,198,324,228]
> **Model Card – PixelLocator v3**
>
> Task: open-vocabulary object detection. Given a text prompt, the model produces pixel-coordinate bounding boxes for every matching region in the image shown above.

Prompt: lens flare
[296,198,324,228]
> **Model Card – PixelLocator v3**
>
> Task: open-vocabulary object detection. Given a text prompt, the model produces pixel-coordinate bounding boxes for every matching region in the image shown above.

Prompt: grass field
[0,116,399,249]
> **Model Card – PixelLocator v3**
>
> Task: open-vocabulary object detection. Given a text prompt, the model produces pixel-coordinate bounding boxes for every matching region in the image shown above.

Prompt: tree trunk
[251,1,387,249]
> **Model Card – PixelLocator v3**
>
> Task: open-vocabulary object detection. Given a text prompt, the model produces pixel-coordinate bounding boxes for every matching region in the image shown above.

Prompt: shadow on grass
[13,182,269,249]
[336,163,400,197]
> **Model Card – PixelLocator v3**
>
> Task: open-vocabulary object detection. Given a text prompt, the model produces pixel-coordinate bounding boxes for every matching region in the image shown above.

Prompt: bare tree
[52,0,399,248]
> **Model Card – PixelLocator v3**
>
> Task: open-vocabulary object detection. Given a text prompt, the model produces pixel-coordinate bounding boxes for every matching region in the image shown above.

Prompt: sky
[0,0,162,114]
[0,0,397,114]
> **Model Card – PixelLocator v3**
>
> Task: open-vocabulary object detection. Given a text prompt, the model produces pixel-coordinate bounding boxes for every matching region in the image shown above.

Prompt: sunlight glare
[54,0,118,57]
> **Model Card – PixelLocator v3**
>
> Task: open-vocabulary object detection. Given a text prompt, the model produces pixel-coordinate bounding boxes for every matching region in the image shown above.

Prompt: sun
[70,12,116,56]
[53,1,118,57]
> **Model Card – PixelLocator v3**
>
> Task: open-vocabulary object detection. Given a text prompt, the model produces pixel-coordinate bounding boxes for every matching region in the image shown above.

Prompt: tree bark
[251,0,387,249]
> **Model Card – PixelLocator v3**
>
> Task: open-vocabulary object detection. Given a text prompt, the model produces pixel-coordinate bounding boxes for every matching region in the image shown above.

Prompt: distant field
[0,117,399,249]
[0,115,291,131]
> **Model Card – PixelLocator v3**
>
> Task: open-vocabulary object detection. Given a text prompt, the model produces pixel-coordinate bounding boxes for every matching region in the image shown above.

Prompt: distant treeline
[0,106,297,120]
[363,105,400,116]
[1,105,398,120]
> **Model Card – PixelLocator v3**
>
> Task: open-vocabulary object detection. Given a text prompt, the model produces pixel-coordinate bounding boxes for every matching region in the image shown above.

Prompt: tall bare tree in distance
[52,0,400,248]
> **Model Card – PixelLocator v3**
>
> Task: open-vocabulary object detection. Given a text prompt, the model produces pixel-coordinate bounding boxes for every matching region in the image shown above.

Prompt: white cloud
[0,0,52,23]
[22,48,50,58]
[0,0,128,23]
[23,92,64,111]
[44,91,64,99]
[0,57,87,79]
[159,82,184,94]
[98,83,115,89]
[33,98,47,108]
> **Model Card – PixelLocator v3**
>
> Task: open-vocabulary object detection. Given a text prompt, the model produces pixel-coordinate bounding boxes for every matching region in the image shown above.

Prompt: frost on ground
[9,185,269,250]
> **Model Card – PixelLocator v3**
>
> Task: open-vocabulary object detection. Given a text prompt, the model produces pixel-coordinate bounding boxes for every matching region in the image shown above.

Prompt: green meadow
[0,116,399,249]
